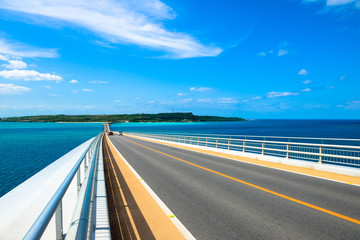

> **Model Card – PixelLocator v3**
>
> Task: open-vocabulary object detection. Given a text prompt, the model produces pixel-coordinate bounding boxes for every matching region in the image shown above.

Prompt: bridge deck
[106,133,360,239]
[102,134,185,239]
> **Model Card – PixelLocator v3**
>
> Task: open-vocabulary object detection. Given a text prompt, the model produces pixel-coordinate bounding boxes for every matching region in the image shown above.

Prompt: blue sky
[0,0,359,119]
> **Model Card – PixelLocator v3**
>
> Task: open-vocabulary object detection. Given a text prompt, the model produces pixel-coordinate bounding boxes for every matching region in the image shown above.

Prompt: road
[109,135,360,240]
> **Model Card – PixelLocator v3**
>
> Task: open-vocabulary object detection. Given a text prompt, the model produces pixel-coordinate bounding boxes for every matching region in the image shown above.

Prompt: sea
[1,119,360,197]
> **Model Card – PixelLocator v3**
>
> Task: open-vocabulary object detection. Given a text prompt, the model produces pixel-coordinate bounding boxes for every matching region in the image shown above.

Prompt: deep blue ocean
[1,120,360,197]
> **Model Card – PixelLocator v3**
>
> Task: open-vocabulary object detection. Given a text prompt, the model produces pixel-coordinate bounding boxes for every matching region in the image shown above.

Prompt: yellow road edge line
[104,138,142,239]
[122,137,360,225]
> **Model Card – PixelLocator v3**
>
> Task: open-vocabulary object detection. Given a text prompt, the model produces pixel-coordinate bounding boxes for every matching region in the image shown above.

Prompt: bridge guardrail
[126,132,360,168]
[23,133,103,240]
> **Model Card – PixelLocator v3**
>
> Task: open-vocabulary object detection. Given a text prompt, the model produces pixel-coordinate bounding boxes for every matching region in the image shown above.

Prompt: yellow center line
[120,137,360,225]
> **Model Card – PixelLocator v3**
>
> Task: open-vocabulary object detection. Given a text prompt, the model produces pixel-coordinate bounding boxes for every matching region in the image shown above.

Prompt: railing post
[55,201,63,240]
[190,137,192,145]
[77,168,81,195]
[198,137,200,146]
[206,138,208,147]
[262,142,265,155]
[243,140,246,152]
[216,139,218,148]
[228,139,231,150]
[319,146,323,164]
[286,144,290,159]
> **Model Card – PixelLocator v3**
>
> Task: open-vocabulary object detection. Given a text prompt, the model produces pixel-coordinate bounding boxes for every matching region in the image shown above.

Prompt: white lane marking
[108,137,196,240]
[127,135,360,188]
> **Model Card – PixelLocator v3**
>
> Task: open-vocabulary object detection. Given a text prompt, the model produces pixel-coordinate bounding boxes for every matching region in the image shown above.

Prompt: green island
[0,112,245,123]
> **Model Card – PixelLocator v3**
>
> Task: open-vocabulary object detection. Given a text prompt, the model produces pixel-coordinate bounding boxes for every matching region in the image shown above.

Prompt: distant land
[0,112,245,123]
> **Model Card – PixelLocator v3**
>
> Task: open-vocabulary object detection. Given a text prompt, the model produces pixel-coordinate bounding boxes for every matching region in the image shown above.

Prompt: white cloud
[0,69,62,81]
[0,38,58,58]
[177,93,187,96]
[2,60,27,69]
[89,80,108,84]
[0,83,31,95]
[85,105,96,109]
[252,96,262,100]
[302,80,312,84]
[41,85,51,89]
[303,0,360,8]
[327,0,358,6]
[69,79,78,83]
[257,50,273,57]
[71,90,79,93]
[0,54,9,61]
[197,98,213,103]
[301,88,311,92]
[217,97,239,104]
[277,49,288,56]
[337,100,360,109]
[114,99,122,103]
[177,98,192,103]
[190,87,215,92]
[82,88,94,92]
[148,100,155,104]
[0,0,222,59]
[267,91,300,98]
[298,69,308,75]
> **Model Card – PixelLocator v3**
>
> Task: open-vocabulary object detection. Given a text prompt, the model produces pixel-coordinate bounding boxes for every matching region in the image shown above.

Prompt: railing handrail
[125,131,360,142]
[128,133,360,150]
[23,133,102,240]
[66,134,102,240]
[126,132,360,167]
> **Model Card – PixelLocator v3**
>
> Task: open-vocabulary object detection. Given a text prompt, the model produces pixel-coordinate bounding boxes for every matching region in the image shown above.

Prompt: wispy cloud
[69,79,78,83]
[298,69,308,75]
[0,69,62,81]
[301,88,311,92]
[2,60,27,69]
[337,100,360,109]
[257,50,273,57]
[190,87,215,92]
[0,38,58,58]
[302,80,312,84]
[0,54,9,61]
[303,0,360,8]
[252,96,262,100]
[82,88,94,92]
[267,91,300,98]
[339,75,347,80]
[177,93,187,96]
[197,98,213,103]
[89,80,108,84]
[0,0,222,59]
[0,83,31,95]
[277,49,288,56]
[217,97,239,104]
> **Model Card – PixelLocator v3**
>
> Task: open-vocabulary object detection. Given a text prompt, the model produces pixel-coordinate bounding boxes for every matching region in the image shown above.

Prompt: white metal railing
[23,133,103,240]
[126,132,360,167]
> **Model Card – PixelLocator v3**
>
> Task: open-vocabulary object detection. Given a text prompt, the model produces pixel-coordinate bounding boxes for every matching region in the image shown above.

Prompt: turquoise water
[1,120,360,197]
[0,122,103,197]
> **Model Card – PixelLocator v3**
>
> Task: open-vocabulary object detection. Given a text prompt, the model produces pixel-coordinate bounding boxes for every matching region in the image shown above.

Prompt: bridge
[1,123,360,239]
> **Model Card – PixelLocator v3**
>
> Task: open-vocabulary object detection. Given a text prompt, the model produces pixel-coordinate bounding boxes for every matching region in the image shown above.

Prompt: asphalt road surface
[109,135,360,240]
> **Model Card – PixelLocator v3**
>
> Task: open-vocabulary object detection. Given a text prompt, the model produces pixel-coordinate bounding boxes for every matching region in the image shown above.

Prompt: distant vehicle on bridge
[108,131,113,135]
[118,131,123,136]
